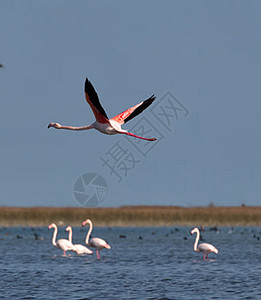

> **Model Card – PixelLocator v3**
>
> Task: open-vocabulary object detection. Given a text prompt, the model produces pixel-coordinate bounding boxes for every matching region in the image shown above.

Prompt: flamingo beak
[47,123,53,128]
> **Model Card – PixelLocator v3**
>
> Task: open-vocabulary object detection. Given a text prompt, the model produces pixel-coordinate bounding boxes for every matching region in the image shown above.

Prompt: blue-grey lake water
[0,226,261,299]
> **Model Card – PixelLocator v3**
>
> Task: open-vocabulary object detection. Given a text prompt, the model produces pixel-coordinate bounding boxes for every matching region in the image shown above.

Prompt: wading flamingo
[82,219,111,259]
[48,223,75,256]
[65,226,93,255]
[191,227,218,260]
[48,77,156,141]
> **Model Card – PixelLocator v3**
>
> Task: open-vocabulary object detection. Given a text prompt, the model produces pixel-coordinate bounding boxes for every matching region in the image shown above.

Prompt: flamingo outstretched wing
[111,95,156,125]
[84,78,109,123]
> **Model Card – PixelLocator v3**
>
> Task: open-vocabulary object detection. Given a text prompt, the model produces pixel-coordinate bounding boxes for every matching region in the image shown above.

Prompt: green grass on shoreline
[0,206,261,227]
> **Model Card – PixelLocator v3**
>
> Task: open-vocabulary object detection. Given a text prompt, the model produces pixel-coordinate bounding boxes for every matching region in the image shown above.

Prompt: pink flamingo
[65,226,93,255]
[48,77,156,141]
[48,223,75,256]
[191,227,218,260]
[82,219,111,259]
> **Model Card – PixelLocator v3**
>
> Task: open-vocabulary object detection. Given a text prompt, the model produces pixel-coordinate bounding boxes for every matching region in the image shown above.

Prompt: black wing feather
[124,95,156,123]
[85,78,109,119]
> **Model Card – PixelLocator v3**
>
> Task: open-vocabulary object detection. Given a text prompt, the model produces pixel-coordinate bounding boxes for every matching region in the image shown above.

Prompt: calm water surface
[0,226,261,299]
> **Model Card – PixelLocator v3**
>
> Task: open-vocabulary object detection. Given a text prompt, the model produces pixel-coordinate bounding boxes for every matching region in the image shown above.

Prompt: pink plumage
[48,77,156,141]
[191,227,218,260]
[82,218,111,259]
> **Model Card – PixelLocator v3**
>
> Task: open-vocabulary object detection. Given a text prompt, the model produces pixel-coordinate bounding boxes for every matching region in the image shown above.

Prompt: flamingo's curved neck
[59,125,93,131]
[52,226,58,247]
[85,221,93,245]
[193,229,200,252]
[67,227,72,243]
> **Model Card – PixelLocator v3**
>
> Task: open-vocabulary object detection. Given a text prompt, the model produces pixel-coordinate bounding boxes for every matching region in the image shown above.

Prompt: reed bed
[0,206,261,227]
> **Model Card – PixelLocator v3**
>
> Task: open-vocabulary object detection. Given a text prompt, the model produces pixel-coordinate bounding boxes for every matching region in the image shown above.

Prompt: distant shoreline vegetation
[0,206,261,227]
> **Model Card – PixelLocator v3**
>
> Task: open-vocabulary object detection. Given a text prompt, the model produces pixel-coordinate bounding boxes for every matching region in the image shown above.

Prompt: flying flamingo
[191,227,218,260]
[82,219,111,259]
[65,226,93,255]
[48,77,157,141]
[48,223,75,256]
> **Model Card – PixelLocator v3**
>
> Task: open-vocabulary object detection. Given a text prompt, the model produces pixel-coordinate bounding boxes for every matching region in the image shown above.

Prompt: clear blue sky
[1,1,260,207]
